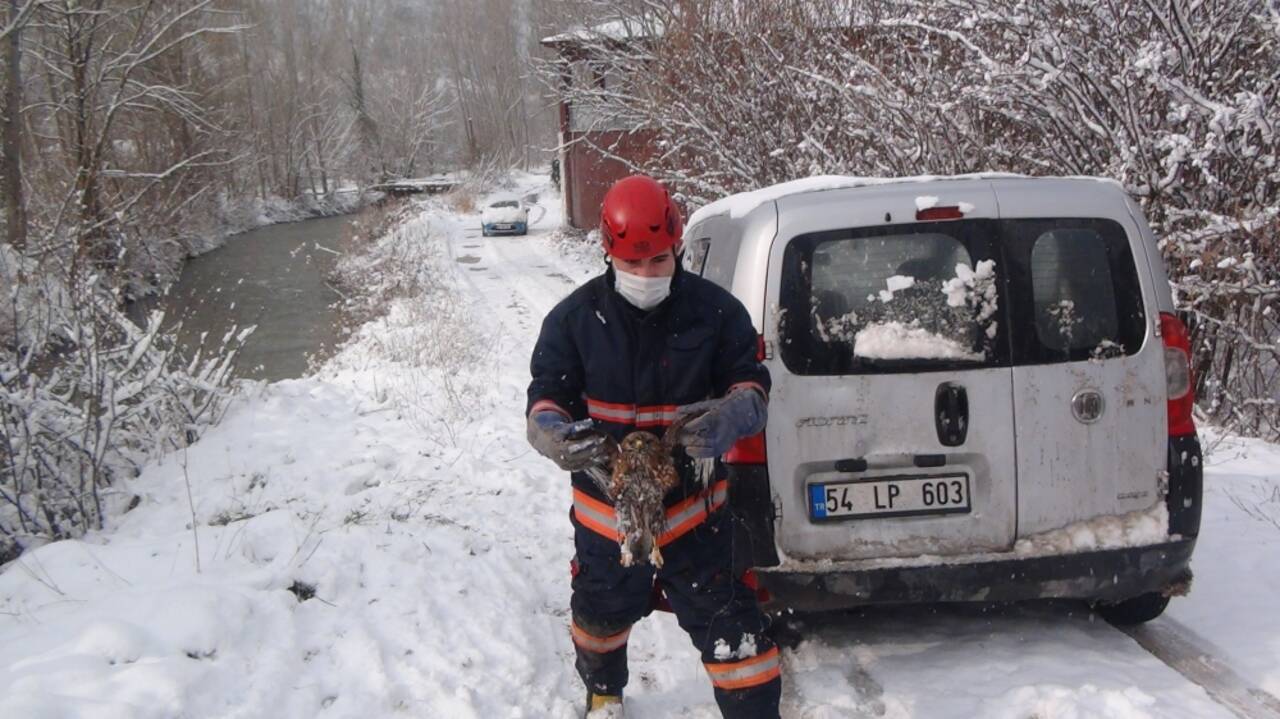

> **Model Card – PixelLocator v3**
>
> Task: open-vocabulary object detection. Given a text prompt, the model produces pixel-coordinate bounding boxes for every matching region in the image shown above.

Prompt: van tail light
[725,432,767,464]
[741,568,771,603]
[916,206,965,221]
[1160,312,1196,437]
[724,334,771,465]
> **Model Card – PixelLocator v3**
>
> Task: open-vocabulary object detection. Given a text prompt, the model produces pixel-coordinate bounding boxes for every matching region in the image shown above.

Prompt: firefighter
[526,175,781,718]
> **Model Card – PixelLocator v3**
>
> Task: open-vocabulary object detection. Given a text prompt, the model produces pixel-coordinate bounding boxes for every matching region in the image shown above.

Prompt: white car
[683,175,1202,625]
[481,197,529,236]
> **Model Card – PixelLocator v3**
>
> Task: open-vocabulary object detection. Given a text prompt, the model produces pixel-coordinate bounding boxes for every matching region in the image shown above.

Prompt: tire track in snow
[482,233,582,320]
[441,214,573,339]
[1117,617,1280,719]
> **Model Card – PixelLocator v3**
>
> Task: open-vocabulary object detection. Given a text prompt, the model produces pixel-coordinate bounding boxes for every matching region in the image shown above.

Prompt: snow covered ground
[3,173,1279,718]
[1166,432,1280,698]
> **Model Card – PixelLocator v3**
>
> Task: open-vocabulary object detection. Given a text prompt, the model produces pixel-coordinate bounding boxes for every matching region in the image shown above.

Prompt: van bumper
[755,538,1195,612]
[482,221,527,235]
[732,434,1204,612]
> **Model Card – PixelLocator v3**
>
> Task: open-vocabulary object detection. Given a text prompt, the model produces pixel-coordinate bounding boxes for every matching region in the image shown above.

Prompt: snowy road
[2,175,1279,719]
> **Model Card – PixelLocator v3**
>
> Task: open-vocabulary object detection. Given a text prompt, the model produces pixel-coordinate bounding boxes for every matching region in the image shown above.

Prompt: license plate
[495,224,513,230]
[808,473,971,521]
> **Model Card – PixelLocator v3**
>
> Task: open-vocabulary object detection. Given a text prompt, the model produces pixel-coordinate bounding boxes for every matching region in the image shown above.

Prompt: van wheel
[1094,592,1170,625]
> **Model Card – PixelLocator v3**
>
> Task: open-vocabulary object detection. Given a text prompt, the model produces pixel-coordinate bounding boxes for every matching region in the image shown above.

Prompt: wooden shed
[541,22,660,231]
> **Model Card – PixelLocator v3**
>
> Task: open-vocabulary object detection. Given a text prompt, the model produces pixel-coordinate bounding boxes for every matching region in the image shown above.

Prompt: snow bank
[0,376,578,718]
[209,191,365,258]
[1167,432,1280,697]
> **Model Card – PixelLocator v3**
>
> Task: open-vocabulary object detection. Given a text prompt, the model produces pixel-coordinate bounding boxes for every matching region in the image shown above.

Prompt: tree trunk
[68,11,108,271]
[350,40,383,183]
[3,0,27,251]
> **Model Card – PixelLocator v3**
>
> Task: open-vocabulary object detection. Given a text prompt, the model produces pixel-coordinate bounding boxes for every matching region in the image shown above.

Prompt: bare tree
[1,0,43,251]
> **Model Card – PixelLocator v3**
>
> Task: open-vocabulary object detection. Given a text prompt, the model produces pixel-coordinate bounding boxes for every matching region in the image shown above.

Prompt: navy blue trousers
[570,508,782,719]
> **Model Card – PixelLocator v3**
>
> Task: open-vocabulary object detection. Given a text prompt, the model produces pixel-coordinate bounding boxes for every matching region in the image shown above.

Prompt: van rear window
[1002,218,1146,363]
[778,218,1147,375]
[779,220,1006,374]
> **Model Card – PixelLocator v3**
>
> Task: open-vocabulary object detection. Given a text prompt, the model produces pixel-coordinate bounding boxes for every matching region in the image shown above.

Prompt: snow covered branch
[539,0,1279,437]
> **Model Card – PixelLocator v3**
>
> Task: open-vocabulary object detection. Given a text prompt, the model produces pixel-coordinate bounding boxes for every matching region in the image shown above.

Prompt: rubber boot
[585,690,624,718]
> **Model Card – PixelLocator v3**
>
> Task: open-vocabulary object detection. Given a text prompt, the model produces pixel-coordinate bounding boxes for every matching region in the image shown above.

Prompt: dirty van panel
[769,215,1018,560]
[1000,216,1165,533]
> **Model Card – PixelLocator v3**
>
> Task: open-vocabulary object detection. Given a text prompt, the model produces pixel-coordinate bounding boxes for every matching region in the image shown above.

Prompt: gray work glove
[671,387,767,459]
[527,411,611,472]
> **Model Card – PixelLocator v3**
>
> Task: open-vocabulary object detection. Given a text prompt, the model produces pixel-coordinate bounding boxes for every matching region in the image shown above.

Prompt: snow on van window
[942,259,999,340]
[1090,339,1125,361]
[878,274,916,302]
[813,248,999,362]
[1045,299,1081,346]
[852,321,983,361]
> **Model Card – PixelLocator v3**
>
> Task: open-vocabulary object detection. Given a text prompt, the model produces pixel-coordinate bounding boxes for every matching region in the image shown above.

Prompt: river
[157,214,353,382]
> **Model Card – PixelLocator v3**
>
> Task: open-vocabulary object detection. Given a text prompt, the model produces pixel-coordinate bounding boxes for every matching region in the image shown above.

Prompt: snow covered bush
[543,0,1280,437]
[327,201,497,446]
[1,247,246,561]
[916,0,1280,438]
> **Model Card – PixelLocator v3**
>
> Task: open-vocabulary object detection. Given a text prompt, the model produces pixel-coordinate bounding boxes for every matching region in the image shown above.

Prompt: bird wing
[582,434,621,497]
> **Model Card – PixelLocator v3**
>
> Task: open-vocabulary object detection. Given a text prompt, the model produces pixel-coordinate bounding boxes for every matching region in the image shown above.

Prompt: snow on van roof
[685,173,1124,227]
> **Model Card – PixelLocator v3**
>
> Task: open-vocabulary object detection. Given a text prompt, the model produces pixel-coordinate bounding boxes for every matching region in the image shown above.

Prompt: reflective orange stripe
[586,397,679,428]
[635,404,678,428]
[586,397,636,424]
[657,480,728,545]
[572,480,729,547]
[571,620,631,653]
[573,490,620,540]
[705,646,782,690]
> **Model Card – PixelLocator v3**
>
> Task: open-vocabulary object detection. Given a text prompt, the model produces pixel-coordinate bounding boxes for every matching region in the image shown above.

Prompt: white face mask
[614,268,672,310]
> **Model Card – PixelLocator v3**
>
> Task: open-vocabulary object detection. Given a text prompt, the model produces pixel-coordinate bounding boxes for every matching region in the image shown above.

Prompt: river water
[157,214,353,382]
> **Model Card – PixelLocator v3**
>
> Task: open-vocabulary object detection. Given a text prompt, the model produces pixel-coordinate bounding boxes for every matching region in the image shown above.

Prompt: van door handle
[935,383,969,447]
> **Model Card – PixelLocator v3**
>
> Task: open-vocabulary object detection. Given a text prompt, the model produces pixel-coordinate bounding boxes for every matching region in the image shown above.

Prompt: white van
[683,175,1202,624]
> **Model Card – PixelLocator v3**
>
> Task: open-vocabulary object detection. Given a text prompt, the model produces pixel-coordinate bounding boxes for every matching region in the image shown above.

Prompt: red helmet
[599,175,683,261]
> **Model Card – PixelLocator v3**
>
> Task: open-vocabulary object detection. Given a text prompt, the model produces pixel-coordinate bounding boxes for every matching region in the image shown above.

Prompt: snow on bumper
[757,500,1193,611]
[757,537,1195,611]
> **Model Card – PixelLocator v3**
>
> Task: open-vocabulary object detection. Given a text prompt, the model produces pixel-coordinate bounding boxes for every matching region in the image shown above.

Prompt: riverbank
[190,190,366,260]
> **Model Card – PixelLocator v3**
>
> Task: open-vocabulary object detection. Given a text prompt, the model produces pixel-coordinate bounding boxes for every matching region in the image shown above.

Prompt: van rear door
[765,184,1017,561]
[989,181,1166,535]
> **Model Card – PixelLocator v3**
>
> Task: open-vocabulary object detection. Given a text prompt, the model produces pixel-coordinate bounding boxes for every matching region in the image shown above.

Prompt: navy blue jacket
[527,262,770,502]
